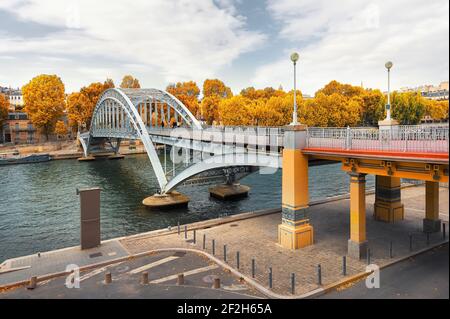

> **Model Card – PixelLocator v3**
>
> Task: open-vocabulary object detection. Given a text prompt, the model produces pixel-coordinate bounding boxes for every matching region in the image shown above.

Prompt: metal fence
[306,124,449,153]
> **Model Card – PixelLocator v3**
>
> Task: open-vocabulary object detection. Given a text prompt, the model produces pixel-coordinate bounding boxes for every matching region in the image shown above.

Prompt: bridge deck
[303,148,449,164]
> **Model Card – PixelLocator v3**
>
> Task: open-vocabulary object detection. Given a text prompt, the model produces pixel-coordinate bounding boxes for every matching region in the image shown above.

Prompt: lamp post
[290,52,300,125]
[385,61,393,121]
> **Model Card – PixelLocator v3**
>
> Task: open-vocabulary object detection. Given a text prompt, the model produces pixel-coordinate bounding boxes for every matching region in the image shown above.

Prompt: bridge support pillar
[348,173,368,260]
[374,176,404,223]
[278,125,314,250]
[424,181,441,233]
[142,191,190,210]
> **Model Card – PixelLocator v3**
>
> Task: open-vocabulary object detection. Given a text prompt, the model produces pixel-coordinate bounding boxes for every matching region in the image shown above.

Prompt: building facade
[400,81,449,101]
[1,112,40,145]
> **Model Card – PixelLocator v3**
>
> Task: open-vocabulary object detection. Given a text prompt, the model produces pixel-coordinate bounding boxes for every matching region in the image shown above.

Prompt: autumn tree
[0,94,9,127]
[203,79,233,99]
[67,80,114,130]
[166,81,200,117]
[360,89,386,126]
[316,80,364,99]
[218,96,253,126]
[120,75,141,89]
[22,74,66,140]
[391,91,426,125]
[425,100,449,121]
[55,120,68,139]
[201,95,222,125]
[241,87,285,100]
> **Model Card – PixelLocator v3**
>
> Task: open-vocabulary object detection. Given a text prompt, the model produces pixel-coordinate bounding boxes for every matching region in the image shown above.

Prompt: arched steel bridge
[78,88,283,194]
[79,88,449,195]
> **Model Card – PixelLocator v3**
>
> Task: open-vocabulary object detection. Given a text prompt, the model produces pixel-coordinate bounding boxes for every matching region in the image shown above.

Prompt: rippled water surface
[0,154,374,261]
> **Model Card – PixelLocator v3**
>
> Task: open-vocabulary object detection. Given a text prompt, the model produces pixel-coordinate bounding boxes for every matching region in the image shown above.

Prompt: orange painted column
[374,176,404,223]
[348,173,368,259]
[278,125,314,250]
[424,181,441,233]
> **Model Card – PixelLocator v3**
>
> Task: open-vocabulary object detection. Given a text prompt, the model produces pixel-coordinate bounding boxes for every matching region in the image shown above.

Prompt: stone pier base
[209,184,250,200]
[108,154,125,160]
[142,192,190,210]
[348,240,368,260]
[78,156,96,162]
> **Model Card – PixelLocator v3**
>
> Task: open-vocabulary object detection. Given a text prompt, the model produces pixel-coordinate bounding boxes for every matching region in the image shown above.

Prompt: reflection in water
[0,154,374,261]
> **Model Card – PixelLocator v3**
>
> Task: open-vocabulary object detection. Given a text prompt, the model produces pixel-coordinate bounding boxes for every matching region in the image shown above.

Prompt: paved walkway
[1,185,448,298]
[2,251,262,299]
[120,185,449,296]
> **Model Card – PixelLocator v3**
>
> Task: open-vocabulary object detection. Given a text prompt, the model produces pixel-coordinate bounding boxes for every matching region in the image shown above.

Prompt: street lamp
[385,61,393,121]
[291,52,300,125]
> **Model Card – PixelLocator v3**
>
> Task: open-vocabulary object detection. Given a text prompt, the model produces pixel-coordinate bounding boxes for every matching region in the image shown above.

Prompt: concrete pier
[108,154,125,160]
[209,184,250,200]
[142,191,190,209]
[78,156,96,162]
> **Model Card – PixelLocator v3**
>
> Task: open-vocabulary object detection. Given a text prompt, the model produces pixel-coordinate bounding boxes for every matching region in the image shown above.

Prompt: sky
[0,0,448,95]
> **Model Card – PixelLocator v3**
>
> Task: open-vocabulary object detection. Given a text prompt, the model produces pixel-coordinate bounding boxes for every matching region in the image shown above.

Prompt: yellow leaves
[67,80,114,129]
[425,100,449,120]
[218,96,253,126]
[0,93,9,124]
[167,81,200,117]
[55,120,68,136]
[201,95,222,125]
[203,79,233,99]
[120,75,141,89]
[22,74,65,136]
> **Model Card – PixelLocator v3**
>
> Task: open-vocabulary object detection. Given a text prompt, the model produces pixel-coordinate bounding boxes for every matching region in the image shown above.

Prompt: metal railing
[306,124,449,153]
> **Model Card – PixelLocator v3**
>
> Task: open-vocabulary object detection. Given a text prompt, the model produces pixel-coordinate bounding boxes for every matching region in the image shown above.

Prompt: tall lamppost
[291,52,300,125]
[385,61,393,121]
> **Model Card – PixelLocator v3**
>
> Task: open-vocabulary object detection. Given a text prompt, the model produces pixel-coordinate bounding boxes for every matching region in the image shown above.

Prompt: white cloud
[252,0,449,95]
[0,0,266,92]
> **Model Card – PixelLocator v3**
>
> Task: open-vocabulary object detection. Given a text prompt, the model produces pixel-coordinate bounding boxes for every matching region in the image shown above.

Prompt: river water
[0,154,375,261]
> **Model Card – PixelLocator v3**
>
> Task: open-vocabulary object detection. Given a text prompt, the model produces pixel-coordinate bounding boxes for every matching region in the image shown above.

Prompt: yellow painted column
[348,173,368,259]
[374,176,404,223]
[424,181,441,233]
[278,125,313,250]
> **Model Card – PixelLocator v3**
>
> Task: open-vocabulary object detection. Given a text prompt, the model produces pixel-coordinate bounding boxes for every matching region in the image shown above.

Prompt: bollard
[410,234,413,252]
[193,230,196,244]
[141,272,149,285]
[342,256,347,276]
[214,278,221,289]
[389,241,393,258]
[291,273,296,295]
[27,276,37,290]
[203,234,206,250]
[443,223,446,240]
[105,272,112,284]
[184,226,188,240]
[317,265,322,286]
[177,274,185,285]
[177,222,180,235]
[269,268,273,289]
[223,245,227,262]
[252,259,256,278]
[367,248,371,265]
[212,240,216,256]
[236,252,240,270]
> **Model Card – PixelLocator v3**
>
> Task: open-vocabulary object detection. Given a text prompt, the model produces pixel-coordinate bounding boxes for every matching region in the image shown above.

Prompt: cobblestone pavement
[2,251,263,299]
[120,185,449,296]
